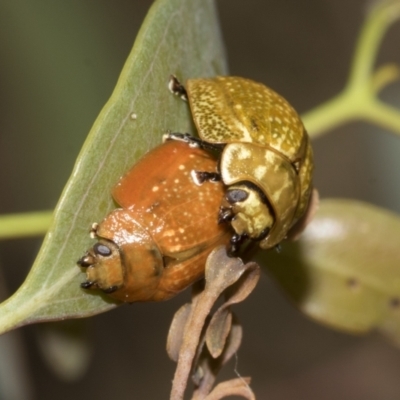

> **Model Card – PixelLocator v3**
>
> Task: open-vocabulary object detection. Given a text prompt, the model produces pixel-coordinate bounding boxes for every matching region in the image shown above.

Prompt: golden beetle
[168,76,314,252]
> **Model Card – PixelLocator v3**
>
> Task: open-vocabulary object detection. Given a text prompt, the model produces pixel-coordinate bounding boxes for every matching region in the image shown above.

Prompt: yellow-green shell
[187,76,314,248]
[187,76,306,161]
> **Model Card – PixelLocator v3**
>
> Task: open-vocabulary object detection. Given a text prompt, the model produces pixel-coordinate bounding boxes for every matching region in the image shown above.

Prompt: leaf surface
[262,199,400,344]
[0,0,227,334]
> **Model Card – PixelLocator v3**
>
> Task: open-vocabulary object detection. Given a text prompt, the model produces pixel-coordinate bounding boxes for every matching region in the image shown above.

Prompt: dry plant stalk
[167,246,260,400]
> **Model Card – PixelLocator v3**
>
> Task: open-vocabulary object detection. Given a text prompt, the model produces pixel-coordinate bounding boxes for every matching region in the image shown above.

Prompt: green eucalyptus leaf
[261,199,400,345]
[0,0,227,334]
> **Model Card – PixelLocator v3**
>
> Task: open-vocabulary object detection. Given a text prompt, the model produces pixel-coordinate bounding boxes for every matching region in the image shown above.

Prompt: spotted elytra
[78,140,231,302]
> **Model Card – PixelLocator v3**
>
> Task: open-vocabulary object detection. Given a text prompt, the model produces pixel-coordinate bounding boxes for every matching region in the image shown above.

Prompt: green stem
[362,100,400,136]
[302,91,355,138]
[347,0,400,90]
[302,0,400,139]
[0,211,52,239]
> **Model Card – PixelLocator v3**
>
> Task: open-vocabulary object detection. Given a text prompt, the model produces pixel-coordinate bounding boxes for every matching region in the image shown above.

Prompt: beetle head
[78,209,164,302]
[224,183,274,241]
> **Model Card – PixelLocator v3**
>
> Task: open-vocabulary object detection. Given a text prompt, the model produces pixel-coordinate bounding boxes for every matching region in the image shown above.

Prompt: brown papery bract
[167,246,260,400]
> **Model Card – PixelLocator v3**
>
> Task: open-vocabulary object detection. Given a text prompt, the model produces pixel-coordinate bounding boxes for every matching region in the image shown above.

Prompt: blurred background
[1,0,400,399]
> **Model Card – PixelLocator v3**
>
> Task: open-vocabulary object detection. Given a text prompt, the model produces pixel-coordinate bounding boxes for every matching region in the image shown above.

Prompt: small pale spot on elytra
[179,164,185,170]
[254,165,267,180]
[152,186,159,192]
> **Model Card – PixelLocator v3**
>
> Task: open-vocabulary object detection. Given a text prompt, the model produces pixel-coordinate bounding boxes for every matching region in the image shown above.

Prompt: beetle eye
[94,243,112,257]
[226,188,249,204]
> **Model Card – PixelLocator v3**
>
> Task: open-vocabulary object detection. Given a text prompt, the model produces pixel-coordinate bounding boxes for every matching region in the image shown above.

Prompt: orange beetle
[78,140,231,302]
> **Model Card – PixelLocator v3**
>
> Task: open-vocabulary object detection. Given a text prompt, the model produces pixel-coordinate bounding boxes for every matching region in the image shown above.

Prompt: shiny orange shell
[78,140,231,302]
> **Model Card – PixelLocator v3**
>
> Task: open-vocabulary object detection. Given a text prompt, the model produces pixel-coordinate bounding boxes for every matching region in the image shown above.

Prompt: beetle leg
[168,75,188,101]
[77,252,95,267]
[164,132,225,152]
[80,280,96,289]
[102,285,119,294]
[191,170,221,185]
[218,206,234,224]
[229,232,248,255]
[89,222,99,239]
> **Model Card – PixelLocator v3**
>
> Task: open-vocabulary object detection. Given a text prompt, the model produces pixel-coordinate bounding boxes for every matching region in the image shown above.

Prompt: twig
[167,246,260,400]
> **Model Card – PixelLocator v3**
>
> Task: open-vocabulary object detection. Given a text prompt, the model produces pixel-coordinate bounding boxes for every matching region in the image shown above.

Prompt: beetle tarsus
[165,132,225,152]
[81,280,95,289]
[168,75,188,101]
[218,206,234,224]
[192,170,221,185]
[77,254,94,267]
[102,285,119,294]
[164,132,196,145]
[90,222,99,238]
[229,233,248,255]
